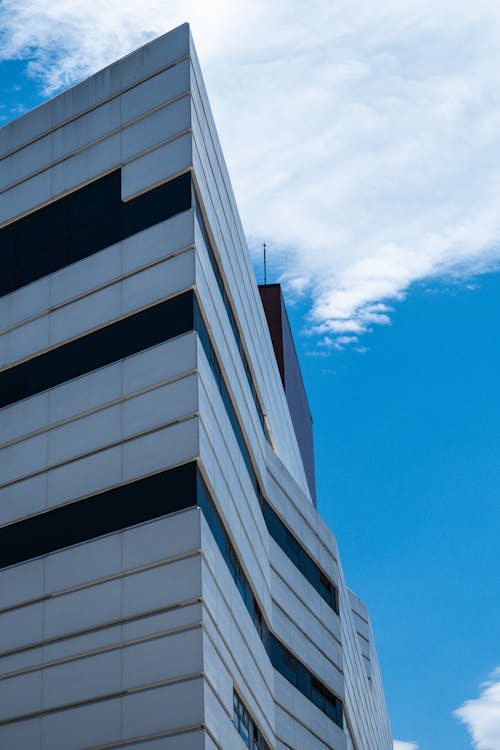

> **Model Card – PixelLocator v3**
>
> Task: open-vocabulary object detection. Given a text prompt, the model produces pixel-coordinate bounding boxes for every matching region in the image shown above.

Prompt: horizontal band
[0,459,342,728]
[0,170,191,298]
[0,462,197,569]
[0,291,194,408]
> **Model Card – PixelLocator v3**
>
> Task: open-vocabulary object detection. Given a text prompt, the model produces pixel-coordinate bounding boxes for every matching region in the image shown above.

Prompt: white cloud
[454,668,500,750]
[320,334,359,351]
[1,1,500,343]
[393,741,418,750]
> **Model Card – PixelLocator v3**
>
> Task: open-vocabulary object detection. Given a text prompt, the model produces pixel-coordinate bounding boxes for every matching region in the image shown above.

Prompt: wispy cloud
[393,741,418,750]
[319,334,359,351]
[1,1,500,343]
[454,668,500,750]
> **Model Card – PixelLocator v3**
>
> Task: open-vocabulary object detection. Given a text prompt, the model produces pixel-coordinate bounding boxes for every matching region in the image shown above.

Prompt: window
[261,500,339,615]
[4,457,343,731]
[0,170,191,298]
[197,472,344,729]
[233,691,251,745]
[0,463,198,570]
[0,290,194,408]
[233,691,271,750]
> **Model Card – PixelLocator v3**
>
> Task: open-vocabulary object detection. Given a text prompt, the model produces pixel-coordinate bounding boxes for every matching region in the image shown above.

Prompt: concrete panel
[0,391,49,446]
[0,670,42,720]
[45,533,122,593]
[44,578,122,640]
[50,241,122,308]
[52,97,121,162]
[43,624,121,663]
[50,132,121,197]
[0,117,104,194]
[120,23,190,90]
[122,133,192,200]
[0,275,50,332]
[0,132,50,190]
[49,277,122,346]
[122,508,201,569]
[47,402,122,466]
[0,471,47,525]
[48,362,122,425]
[122,249,195,315]
[46,444,121,508]
[122,374,197,439]
[0,646,43,681]
[123,602,202,642]
[123,678,204,739]
[0,313,50,369]
[41,696,122,750]
[121,95,191,162]
[42,649,122,710]
[120,57,191,124]
[123,628,203,689]
[0,432,47,486]
[127,729,206,750]
[0,168,52,226]
[0,557,44,610]
[122,331,197,395]
[0,93,52,156]
[122,210,194,274]
[121,417,198,482]
[0,602,43,652]
[123,555,202,618]
[0,716,41,750]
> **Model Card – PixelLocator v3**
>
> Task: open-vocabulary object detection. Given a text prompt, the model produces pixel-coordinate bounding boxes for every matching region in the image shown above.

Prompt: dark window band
[0,461,343,729]
[197,472,344,729]
[1,283,338,623]
[0,462,197,569]
[1,287,339,618]
[1,167,269,456]
[0,170,192,298]
[0,291,195,409]
[261,500,339,614]
[196,299,340,615]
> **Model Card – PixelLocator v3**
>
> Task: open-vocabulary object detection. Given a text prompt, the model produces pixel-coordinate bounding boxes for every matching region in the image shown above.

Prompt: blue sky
[287,273,500,750]
[1,3,499,748]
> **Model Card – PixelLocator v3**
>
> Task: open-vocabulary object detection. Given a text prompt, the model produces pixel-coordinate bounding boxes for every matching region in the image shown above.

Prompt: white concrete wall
[0,22,392,750]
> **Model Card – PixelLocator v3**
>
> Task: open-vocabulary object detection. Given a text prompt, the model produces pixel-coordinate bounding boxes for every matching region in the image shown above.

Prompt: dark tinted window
[0,170,191,297]
[1,454,343,730]
[197,474,343,729]
[233,691,271,750]
[0,462,197,570]
[0,291,194,408]
[261,498,339,614]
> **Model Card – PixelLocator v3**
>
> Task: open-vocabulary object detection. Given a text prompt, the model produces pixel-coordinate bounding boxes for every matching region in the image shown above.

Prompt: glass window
[262,499,339,615]
[199,461,344,731]
[233,692,271,750]
[1,169,191,298]
[0,291,195,409]
[233,692,251,746]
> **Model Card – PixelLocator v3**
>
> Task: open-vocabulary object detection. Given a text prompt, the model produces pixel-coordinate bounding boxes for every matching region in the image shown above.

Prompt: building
[0,23,393,750]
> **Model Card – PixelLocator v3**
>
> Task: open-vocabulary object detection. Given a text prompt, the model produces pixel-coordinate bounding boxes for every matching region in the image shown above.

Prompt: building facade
[0,24,392,750]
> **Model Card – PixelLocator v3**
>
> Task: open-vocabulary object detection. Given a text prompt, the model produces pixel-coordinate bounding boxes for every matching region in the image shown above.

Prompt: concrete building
[0,23,393,750]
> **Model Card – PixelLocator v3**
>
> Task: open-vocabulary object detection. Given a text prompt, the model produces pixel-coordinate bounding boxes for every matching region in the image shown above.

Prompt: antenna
[263,242,267,285]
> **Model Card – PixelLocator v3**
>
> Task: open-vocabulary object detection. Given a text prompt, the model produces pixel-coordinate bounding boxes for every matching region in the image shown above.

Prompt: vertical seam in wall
[201,614,275,745]
[119,139,125,736]
[40,555,46,750]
